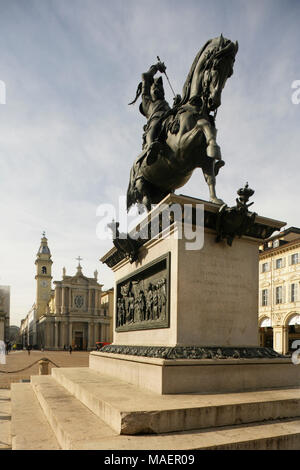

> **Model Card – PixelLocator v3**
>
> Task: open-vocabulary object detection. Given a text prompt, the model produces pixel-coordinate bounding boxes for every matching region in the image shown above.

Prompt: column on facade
[54,321,59,349]
[69,288,72,313]
[92,289,96,314]
[45,321,51,349]
[61,287,66,314]
[94,289,98,315]
[88,322,93,350]
[273,326,288,354]
[55,286,62,314]
[96,323,101,343]
[61,322,66,348]
[95,290,100,315]
[88,288,92,313]
[68,321,73,347]
[101,322,105,341]
[94,321,98,345]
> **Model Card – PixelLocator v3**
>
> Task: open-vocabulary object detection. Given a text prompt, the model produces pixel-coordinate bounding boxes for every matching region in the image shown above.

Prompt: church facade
[21,234,112,350]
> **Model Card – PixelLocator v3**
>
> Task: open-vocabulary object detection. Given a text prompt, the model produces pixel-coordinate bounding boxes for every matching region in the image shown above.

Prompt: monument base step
[49,367,300,435]
[8,370,300,449]
[10,383,60,450]
[0,389,11,450]
[89,351,300,394]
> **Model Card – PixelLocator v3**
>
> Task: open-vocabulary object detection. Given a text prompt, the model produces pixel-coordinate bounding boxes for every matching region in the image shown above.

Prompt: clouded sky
[0,0,299,325]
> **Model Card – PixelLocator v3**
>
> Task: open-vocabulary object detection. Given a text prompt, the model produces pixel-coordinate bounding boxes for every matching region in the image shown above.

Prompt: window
[275,258,283,269]
[42,266,47,274]
[276,286,283,304]
[261,263,270,273]
[262,289,268,306]
[262,262,269,273]
[291,283,298,302]
[291,253,299,265]
[74,295,84,309]
[273,240,280,248]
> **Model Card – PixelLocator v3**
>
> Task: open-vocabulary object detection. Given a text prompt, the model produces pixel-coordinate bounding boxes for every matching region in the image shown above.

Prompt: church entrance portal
[74,331,84,350]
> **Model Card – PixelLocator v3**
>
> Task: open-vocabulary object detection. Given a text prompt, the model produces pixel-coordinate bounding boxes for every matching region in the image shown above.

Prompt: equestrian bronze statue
[127,35,238,212]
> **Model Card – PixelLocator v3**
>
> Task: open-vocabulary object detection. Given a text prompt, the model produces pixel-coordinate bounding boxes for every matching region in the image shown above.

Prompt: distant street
[0,350,90,388]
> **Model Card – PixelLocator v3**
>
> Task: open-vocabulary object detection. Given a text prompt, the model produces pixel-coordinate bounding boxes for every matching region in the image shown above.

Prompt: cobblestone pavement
[0,350,90,388]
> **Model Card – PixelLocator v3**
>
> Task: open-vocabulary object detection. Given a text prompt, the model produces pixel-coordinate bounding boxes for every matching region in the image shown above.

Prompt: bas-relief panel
[116,253,170,332]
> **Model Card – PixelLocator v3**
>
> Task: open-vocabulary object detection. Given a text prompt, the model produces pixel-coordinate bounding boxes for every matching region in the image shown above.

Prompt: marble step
[85,418,300,450]
[10,383,60,450]
[30,375,119,450]
[47,366,300,435]
[14,377,300,449]
[0,389,11,450]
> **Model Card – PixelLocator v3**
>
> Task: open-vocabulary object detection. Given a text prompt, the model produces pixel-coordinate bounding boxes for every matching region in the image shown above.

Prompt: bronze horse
[127,35,238,212]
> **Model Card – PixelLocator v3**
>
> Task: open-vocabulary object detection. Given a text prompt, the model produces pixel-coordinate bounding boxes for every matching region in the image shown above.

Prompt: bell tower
[35,232,53,319]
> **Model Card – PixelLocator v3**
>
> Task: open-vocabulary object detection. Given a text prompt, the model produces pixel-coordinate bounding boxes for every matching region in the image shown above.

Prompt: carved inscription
[116,253,170,332]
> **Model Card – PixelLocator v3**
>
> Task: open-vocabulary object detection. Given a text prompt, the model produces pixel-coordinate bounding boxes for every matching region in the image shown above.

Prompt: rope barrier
[0,357,60,374]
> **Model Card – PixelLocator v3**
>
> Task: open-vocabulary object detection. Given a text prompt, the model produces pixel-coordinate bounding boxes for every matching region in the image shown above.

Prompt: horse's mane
[178,35,238,107]
[179,39,213,106]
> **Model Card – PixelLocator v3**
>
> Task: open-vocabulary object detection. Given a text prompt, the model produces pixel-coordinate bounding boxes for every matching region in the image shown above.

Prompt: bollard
[38,359,49,375]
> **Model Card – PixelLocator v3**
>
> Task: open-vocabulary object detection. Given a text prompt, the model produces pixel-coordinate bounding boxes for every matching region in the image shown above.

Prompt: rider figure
[139,61,170,160]
[127,61,170,211]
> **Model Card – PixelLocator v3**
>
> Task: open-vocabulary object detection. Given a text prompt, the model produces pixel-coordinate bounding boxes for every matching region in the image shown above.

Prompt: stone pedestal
[111,225,260,348]
[95,194,300,394]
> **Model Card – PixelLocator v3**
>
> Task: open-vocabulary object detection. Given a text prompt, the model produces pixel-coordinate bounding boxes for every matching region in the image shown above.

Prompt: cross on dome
[76,256,83,266]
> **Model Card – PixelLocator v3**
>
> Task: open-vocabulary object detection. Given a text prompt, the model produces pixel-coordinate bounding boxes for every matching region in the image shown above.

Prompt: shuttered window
[291,253,299,265]
[291,283,298,302]
[262,289,268,306]
[276,286,283,304]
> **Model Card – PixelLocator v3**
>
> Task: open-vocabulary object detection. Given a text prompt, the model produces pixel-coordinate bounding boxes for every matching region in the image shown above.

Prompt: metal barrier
[0,358,60,375]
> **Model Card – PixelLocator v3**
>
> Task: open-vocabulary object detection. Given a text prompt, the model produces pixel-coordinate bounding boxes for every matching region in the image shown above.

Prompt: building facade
[259,227,300,354]
[20,234,112,350]
[0,286,10,343]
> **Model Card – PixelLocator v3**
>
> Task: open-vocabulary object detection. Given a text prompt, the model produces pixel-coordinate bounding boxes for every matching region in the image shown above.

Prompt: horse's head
[203,36,238,112]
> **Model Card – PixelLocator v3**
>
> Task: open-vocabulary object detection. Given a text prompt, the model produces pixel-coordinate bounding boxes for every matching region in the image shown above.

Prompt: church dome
[39,245,50,255]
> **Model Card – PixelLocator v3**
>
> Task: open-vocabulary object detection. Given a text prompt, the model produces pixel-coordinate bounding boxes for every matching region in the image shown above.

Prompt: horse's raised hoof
[210,197,225,205]
[207,143,221,159]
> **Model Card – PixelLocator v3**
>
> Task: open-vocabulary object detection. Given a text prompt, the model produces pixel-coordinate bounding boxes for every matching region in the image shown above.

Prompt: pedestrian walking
[69,345,72,354]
